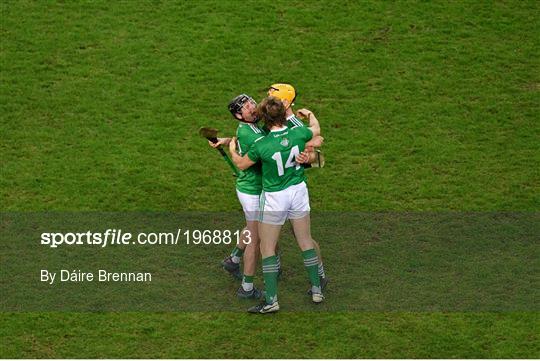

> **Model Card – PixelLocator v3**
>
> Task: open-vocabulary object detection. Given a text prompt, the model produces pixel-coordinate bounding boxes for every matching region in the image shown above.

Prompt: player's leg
[238,192,262,297]
[311,239,328,290]
[248,191,287,314]
[222,190,256,279]
[247,222,280,313]
[291,226,326,284]
[288,182,324,303]
[237,219,262,299]
[221,229,246,279]
[288,181,326,285]
[289,215,323,302]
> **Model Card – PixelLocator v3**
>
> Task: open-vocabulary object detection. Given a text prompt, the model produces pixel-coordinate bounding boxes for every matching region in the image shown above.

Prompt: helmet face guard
[228,94,257,121]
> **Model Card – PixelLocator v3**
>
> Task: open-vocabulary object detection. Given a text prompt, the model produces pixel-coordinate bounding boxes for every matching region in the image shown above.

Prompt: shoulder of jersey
[239,123,263,134]
[238,123,262,133]
[253,134,265,143]
[289,125,304,133]
[288,115,304,128]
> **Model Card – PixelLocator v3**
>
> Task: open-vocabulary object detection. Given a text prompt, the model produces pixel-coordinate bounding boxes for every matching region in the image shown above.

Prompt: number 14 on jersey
[271,145,301,176]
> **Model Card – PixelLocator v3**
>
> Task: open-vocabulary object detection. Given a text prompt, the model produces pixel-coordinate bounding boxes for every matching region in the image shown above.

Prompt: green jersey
[235,122,264,195]
[247,125,313,192]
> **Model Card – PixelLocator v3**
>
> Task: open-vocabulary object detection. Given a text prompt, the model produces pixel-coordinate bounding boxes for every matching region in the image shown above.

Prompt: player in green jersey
[230,96,324,314]
[267,83,328,292]
[209,94,264,299]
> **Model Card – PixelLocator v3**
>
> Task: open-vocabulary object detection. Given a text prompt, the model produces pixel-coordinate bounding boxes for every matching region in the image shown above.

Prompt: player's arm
[296,136,324,164]
[296,109,320,137]
[229,137,256,170]
[305,136,324,164]
[307,135,324,148]
[290,111,322,163]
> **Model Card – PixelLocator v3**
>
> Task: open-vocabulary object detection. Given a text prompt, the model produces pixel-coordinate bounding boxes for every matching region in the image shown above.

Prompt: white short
[236,189,260,222]
[259,181,310,225]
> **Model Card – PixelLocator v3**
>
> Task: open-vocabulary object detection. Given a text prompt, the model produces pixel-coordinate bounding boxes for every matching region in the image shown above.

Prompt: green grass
[1,0,539,358]
[1,313,537,358]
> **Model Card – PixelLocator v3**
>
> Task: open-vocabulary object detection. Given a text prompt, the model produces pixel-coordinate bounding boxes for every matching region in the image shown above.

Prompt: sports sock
[302,248,321,290]
[276,254,281,271]
[230,246,244,264]
[318,262,326,279]
[242,275,254,292]
[262,255,279,304]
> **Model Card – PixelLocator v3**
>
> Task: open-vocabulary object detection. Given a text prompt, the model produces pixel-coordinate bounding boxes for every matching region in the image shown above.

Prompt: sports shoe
[236,286,263,300]
[221,256,242,280]
[312,292,324,304]
[248,301,279,314]
[307,276,329,295]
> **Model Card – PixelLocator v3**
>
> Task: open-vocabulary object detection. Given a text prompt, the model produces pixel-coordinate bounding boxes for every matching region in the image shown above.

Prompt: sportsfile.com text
[40,229,252,248]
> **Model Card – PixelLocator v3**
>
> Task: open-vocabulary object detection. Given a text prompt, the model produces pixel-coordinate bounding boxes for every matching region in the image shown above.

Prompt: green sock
[262,255,279,304]
[231,246,244,257]
[302,249,321,288]
[230,246,244,263]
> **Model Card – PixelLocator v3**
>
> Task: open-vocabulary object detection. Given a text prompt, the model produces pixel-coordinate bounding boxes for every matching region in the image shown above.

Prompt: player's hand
[208,137,230,148]
[296,108,313,120]
[229,137,237,153]
[295,150,310,164]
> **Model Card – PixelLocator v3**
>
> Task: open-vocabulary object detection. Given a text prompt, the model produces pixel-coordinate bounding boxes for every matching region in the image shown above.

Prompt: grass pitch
[1,0,539,358]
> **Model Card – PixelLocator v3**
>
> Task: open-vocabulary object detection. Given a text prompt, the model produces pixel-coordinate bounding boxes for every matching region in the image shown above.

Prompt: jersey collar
[270,125,288,132]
